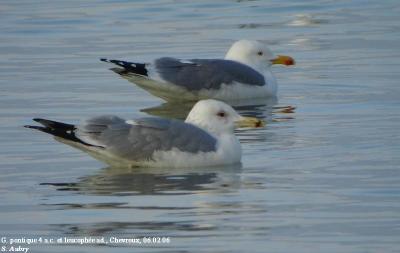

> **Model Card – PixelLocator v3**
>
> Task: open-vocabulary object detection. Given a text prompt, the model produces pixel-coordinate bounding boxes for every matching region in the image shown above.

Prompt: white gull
[25,100,264,168]
[101,40,295,102]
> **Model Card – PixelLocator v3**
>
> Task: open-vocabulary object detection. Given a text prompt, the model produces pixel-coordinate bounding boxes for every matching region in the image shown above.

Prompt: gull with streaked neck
[25,99,264,168]
[101,40,295,102]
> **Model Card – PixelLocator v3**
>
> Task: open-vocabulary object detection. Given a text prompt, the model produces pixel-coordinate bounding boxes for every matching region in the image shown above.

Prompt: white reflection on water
[41,164,242,196]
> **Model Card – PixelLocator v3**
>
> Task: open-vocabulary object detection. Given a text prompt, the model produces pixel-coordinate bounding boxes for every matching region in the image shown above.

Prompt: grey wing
[76,115,217,161]
[154,57,265,91]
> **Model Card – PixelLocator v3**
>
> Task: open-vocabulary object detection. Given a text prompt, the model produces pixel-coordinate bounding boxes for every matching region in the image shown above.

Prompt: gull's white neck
[224,54,277,96]
[224,54,263,73]
[185,118,231,137]
[184,118,241,164]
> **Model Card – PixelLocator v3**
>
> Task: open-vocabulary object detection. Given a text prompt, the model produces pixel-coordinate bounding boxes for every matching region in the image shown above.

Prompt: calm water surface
[1,0,399,252]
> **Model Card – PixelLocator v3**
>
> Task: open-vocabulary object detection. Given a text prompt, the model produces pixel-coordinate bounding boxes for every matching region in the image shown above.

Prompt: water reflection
[140,100,194,120]
[287,14,329,27]
[53,220,216,236]
[140,97,280,120]
[40,163,258,237]
[41,164,242,196]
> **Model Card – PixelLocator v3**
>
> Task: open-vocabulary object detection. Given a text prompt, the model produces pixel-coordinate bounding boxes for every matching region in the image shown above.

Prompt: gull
[101,40,294,101]
[25,99,264,168]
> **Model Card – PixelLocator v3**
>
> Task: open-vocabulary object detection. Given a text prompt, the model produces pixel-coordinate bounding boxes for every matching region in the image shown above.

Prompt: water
[1,0,400,252]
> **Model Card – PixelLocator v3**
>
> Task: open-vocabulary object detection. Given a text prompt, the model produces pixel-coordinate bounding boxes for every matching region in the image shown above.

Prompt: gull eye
[217,111,226,117]
[257,51,263,56]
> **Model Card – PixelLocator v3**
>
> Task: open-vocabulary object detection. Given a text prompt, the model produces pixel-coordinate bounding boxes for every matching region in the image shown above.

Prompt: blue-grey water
[1,0,400,252]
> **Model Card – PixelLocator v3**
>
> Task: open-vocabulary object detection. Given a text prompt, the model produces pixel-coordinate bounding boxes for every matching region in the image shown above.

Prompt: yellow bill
[235,116,265,128]
[271,55,295,66]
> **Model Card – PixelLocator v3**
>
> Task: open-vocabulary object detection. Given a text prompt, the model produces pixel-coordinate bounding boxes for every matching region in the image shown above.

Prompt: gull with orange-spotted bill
[101,40,295,102]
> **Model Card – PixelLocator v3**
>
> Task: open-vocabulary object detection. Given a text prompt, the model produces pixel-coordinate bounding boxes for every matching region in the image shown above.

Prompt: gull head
[185,99,264,135]
[224,40,295,71]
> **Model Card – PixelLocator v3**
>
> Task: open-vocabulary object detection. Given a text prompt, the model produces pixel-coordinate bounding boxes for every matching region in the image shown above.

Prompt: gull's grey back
[76,115,217,161]
[155,57,265,91]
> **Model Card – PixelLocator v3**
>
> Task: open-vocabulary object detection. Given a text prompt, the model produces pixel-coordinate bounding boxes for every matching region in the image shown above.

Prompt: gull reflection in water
[41,163,242,196]
[140,97,294,121]
[40,164,244,235]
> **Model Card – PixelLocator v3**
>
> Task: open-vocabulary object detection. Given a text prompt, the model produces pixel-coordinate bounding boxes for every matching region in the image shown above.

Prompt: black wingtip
[24,125,45,131]
[25,119,53,132]
[100,58,148,76]
[24,119,99,148]
[33,118,44,123]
